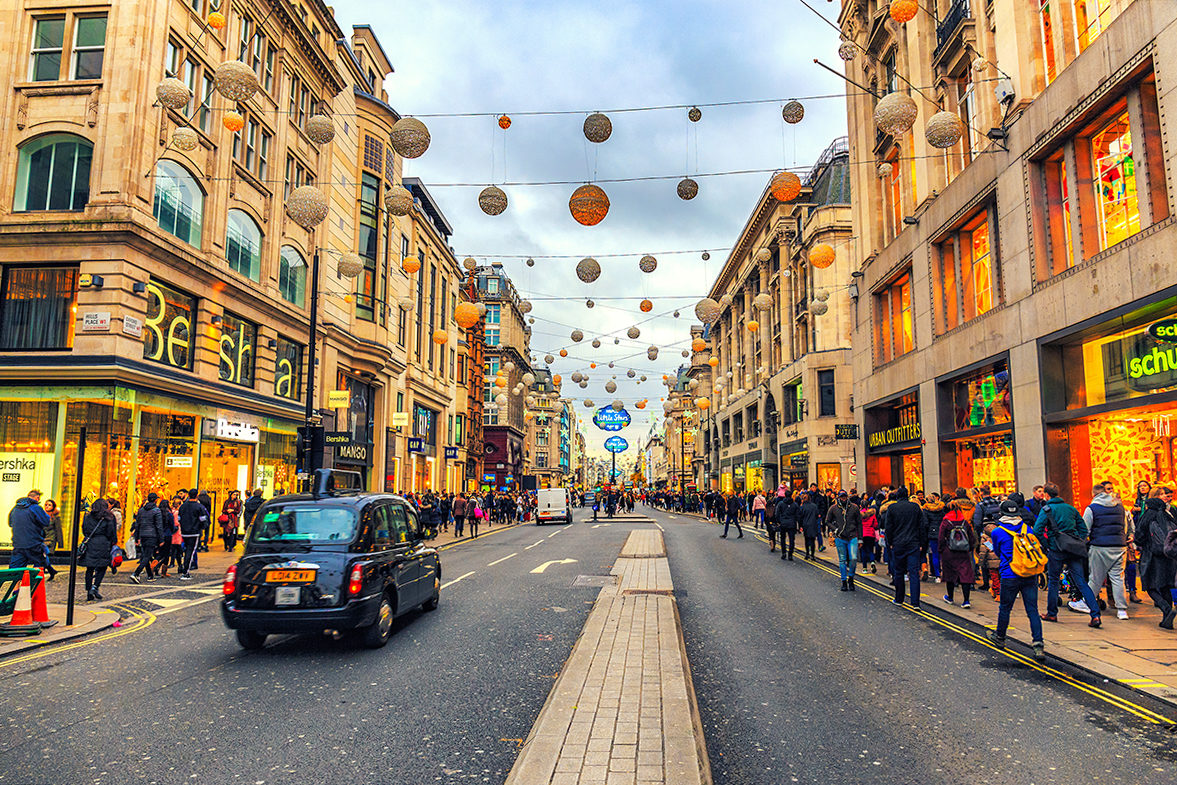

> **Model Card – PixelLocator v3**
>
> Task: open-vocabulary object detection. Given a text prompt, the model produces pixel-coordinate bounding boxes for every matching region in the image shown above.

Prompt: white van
[536,488,572,525]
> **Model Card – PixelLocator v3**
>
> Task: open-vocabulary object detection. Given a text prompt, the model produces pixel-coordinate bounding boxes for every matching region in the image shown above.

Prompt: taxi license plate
[266,569,315,583]
[274,586,300,606]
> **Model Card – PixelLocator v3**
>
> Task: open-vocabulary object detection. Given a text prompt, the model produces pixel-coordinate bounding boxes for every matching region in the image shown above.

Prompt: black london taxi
[221,469,440,650]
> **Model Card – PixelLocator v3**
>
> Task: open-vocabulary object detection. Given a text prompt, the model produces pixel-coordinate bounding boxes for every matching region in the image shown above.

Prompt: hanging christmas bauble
[223,111,245,132]
[695,297,720,324]
[753,293,773,311]
[520,300,532,314]
[389,117,431,158]
[571,329,584,342]
[925,111,965,149]
[432,330,449,345]
[171,127,199,152]
[811,300,830,316]
[890,0,919,23]
[838,41,857,61]
[639,255,657,273]
[498,114,512,130]
[584,400,594,408]
[627,327,641,339]
[384,184,413,215]
[156,78,191,110]
[586,299,595,308]
[770,171,802,202]
[681,350,690,357]
[627,369,636,378]
[874,92,919,135]
[476,302,488,316]
[972,56,987,73]
[702,252,710,261]
[815,288,831,302]
[877,162,894,179]
[285,186,329,229]
[782,100,805,124]
[592,339,601,348]
[478,185,508,216]
[611,400,624,411]
[454,301,481,329]
[747,320,760,333]
[708,357,719,368]
[402,256,421,275]
[526,258,535,267]
[688,379,699,389]
[569,185,610,226]
[579,380,588,389]
[717,294,732,310]
[576,257,602,283]
[673,310,680,318]
[462,257,478,271]
[559,349,568,357]
[640,299,653,313]
[647,346,659,360]
[583,112,612,143]
[605,381,617,393]
[677,177,699,200]
[691,337,707,352]
[305,115,335,144]
[688,106,702,122]
[207,11,227,29]
[809,244,836,269]
[640,375,647,381]
[756,248,772,263]
[213,60,259,102]
[338,253,365,278]
[696,398,710,410]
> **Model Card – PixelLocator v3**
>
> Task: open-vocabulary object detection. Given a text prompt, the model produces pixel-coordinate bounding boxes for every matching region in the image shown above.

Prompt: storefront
[332,373,376,487]
[410,403,438,492]
[0,385,298,552]
[1042,292,1177,505]
[936,358,1016,494]
[719,457,733,494]
[744,459,763,492]
[779,439,808,490]
[864,390,924,492]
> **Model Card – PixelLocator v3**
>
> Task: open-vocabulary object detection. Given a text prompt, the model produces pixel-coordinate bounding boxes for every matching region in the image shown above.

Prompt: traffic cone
[0,570,42,637]
[31,569,57,629]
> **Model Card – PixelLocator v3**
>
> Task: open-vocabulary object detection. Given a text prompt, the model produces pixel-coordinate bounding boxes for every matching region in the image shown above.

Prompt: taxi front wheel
[236,630,267,650]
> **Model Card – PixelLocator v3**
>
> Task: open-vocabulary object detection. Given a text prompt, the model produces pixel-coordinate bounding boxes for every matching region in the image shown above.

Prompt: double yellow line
[0,603,156,669]
[752,529,1175,725]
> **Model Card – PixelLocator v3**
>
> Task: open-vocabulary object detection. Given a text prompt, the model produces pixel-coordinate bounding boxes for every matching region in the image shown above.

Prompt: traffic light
[296,425,325,473]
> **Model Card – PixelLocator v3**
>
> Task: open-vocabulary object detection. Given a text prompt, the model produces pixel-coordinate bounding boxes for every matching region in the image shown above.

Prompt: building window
[537,431,549,447]
[874,270,913,364]
[284,154,313,199]
[29,14,106,82]
[485,303,501,325]
[153,161,203,248]
[357,173,379,321]
[933,205,998,333]
[288,72,311,128]
[231,114,271,179]
[455,414,464,446]
[238,13,274,93]
[218,312,257,388]
[486,277,499,295]
[397,307,407,347]
[278,246,306,307]
[457,353,465,383]
[14,134,91,212]
[818,369,836,417]
[165,41,214,132]
[1039,1,1057,84]
[143,279,195,370]
[225,210,262,281]
[0,267,78,350]
[537,453,548,468]
[1034,72,1168,279]
[1075,0,1118,53]
[274,337,302,400]
[485,326,500,347]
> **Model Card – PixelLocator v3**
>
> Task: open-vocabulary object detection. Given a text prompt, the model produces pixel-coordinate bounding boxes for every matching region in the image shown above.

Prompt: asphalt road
[0,510,642,785]
[652,506,1177,785]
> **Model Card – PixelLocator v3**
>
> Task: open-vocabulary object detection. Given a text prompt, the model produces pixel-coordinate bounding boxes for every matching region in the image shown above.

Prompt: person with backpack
[921,492,947,583]
[80,498,118,601]
[939,493,978,608]
[775,491,799,561]
[1134,489,1177,630]
[1083,484,1130,621]
[971,486,1002,591]
[1033,483,1102,628]
[129,493,162,584]
[986,499,1047,660]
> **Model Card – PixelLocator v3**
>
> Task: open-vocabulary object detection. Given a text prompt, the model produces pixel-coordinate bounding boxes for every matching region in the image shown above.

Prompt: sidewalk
[505,528,708,785]
[0,602,119,657]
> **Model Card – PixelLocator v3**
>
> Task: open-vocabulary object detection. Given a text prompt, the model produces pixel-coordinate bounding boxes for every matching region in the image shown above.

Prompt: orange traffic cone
[0,570,42,637]
[31,569,57,629]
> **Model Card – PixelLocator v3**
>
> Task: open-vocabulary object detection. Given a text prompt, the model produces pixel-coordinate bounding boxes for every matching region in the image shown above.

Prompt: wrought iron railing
[935,0,971,57]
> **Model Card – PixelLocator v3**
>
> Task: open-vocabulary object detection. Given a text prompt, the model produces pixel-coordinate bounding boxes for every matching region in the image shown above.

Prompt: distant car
[536,487,573,525]
[221,469,440,650]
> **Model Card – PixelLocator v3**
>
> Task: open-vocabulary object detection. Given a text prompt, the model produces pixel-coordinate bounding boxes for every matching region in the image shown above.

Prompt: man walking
[1034,483,1102,627]
[987,500,1047,660]
[8,489,50,569]
[885,487,925,608]
[242,488,265,535]
[178,488,207,580]
[720,492,743,539]
[826,491,862,591]
[1083,484,1129,620]
[129,492,162,584]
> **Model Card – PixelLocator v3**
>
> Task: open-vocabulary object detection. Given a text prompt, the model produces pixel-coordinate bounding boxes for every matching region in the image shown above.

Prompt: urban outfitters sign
[867,422,922,450]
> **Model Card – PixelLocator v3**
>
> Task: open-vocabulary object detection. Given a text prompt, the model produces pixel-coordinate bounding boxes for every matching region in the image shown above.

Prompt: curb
[0,606,120,658]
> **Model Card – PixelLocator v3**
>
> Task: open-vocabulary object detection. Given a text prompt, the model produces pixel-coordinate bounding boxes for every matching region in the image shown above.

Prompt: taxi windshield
[250,504,357,543]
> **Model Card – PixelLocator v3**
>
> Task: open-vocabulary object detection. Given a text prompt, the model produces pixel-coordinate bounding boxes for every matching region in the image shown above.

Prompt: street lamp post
[303,249,321,475]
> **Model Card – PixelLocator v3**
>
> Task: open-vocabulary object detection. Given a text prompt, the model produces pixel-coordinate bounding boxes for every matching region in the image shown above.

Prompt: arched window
[278,245,307,307]
[14,134,92,211]
[226,209,262,281]
[153,160,203,247]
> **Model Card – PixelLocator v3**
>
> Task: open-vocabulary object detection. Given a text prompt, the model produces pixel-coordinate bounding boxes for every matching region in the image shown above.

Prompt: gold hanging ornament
[677,177,699,200]
[213,60,259,102]
[586,299,595,308]
[207,11,227,29]
[569,184,610,226]
[874,92,919,136]
[753,293,773,311]
[811,300,830,316]
[925,111,965,149]
[756,248,771,263]
[701,251,710,261]
[782,100,805,124]
[877,162,894,178]
[571,329,584,342]
[305,114,335,145]
[337,253,365,278]
[285,186,329,229]
[575,257,601,283]
[583,112,612,143]
[695,297,721,324]
[384,184,413,216]
[478,185,508,216]
[171,127,199,152]
[156,78,191,110]
[770,171,802,202]
[639,255,657,273]
[389,117,431,159]
[838,41,857,61]
[462,257,478,271]
[628,327,641,339]
[432,330,448,345]
[498,114,512,129]
[688,106,702,122]
[592,338,602,348]
[454,301,481,329]
[691,337,707,352]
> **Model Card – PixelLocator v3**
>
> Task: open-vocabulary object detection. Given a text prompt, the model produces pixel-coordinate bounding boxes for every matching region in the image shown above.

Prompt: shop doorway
[199,441,254,510]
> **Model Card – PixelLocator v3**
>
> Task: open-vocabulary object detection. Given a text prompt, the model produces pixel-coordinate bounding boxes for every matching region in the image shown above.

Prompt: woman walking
[80,498,118,601]
[799,493,821,560]
[939,494,979,608]
[752,491,767,530]
[1135,490,1177,629]
[42,499,63,580]
[922,492,947,582]
[859,504,879,574]
[130,493,162,584]
[221,490,243,550]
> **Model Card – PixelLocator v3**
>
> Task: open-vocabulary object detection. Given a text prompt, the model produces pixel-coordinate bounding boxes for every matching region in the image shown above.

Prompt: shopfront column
[918,379,940,493]
[1009,341,1046,488]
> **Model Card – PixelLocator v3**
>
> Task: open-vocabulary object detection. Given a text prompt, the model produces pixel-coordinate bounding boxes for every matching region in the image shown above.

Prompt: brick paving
[505,529,705,785]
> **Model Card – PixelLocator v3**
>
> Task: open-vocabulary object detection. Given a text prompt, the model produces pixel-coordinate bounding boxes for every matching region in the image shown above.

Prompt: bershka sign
[866,422,921,450]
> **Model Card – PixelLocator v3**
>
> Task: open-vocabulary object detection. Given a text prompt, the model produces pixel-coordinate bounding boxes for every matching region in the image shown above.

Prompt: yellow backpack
[1000,522,1047,577]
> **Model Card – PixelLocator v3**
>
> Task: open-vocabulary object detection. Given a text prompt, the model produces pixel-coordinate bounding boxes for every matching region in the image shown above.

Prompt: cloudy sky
[333,0,848,458]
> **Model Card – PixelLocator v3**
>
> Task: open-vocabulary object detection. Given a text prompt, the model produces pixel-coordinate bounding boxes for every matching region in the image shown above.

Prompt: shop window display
[951,364,1011,431]
[0,400,58,549]
[954,434,1016,495]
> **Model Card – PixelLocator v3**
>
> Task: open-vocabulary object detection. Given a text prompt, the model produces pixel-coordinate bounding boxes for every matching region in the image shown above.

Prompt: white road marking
[547,531,562,538]
[653,522,665,532]
[487,552,518,567]
[525,541,544,550]
[668,515,678,519]
[591,523,611,529]
[530,558,578,574]
[154,594,222,616]
[442,571,476,589]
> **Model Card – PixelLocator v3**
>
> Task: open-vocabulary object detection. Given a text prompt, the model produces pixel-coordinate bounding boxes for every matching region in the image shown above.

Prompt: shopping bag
[124,538,137,560]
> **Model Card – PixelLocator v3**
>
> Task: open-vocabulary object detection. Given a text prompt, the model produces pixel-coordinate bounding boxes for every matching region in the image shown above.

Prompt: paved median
[505,528,708,785]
